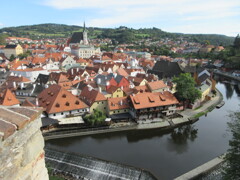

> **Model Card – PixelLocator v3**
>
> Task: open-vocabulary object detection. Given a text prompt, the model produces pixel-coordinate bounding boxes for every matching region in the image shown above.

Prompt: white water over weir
[45,148,157,180]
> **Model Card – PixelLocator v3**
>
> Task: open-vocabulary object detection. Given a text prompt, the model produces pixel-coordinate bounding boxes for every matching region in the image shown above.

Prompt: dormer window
[56,103,60,107]
[62,94,66,98]
[65,102,70,106]
[75,101,79,105]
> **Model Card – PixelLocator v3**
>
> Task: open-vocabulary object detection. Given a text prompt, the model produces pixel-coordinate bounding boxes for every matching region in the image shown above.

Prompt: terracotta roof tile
[130,91,179,109]
[38,84,88,114]
[147,80,168,91]
[80,86,107,106]
[0,89,20,106]
[108,97,129,111]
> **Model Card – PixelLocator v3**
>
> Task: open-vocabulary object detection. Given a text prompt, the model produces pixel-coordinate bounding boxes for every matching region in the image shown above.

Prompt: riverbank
[174,154,225,180]
[43,89,223,140]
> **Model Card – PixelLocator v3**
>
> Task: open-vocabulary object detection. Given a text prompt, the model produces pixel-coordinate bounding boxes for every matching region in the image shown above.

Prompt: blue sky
[0,0,240,37]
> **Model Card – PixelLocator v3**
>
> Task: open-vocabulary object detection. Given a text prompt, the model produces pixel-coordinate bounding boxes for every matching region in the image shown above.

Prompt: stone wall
[0,106,49,180]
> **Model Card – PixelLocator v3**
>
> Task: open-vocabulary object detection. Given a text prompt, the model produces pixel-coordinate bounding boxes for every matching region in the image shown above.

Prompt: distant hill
[0,23,235,46]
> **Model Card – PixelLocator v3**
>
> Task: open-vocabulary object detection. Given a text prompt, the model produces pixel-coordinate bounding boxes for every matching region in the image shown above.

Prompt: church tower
[83,22,89,45]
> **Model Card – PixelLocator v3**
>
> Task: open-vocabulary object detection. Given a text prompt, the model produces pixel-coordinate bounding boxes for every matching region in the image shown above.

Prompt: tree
[9,54,15,61]
[173,73,201,106]
[83,109,106,126]
[233,34,240,49]
[223,109,240,179]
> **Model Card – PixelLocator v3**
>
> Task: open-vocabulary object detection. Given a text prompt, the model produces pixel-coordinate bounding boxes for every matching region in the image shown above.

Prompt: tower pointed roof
[83,21,86,32]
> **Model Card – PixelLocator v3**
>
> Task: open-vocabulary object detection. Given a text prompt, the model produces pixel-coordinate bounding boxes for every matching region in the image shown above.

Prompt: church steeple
[83,21,86,32]
[82,21,88,45]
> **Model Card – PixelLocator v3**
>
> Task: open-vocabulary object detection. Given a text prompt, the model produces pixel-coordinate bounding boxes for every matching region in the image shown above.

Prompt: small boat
[216,101,225,109]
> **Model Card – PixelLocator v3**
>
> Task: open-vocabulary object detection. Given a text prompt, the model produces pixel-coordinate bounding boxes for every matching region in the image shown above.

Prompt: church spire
[83,21,86,32]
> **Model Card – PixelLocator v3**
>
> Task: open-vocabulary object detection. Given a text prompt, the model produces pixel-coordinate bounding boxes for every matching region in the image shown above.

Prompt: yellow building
[105,87,124,98]
[80,86,108,114]
[4,44,23,59]
[107,97,130,116]
[199,83,211,102]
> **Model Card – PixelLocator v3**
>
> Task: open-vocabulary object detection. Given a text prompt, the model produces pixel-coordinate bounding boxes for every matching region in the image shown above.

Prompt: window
[61,112,63,115]
[104,107,106,109]
[53,114,56,116]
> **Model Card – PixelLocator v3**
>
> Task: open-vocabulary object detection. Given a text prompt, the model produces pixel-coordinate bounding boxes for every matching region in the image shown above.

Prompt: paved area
[137,121,170,129]
[58,116,84,124]
[172,118,189,125]
[179,90,222,119]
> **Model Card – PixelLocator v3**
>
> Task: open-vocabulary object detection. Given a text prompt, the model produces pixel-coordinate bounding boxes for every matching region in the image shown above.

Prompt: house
[4,44,23,58]
[148,60,184,79]
[198,80,212,102]
[95,73,130,91]
[232,71,240,77]
[0,89,20,106]
[38,84,89,118]
[107,97,130,119]
[16,83,45,97]
[129,91,179,121]
[128,77,148,86]
[105,86,124,98]
[10,68,49,82]
[146,80,168,92]
[59,56,77,70]
[80,86,107,113]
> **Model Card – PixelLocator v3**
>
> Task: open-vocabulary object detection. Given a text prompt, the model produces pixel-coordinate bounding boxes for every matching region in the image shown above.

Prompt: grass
[194,105,203,110]
[47,164,65,180]
[193,111,206,119]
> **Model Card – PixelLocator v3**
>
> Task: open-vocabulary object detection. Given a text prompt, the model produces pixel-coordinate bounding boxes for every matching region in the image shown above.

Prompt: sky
[0,0,240,37]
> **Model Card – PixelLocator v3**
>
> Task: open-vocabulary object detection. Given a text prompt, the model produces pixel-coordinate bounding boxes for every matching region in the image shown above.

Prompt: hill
[0,23,235,46]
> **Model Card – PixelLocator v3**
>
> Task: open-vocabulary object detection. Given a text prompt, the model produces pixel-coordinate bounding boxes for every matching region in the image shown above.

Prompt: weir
[45,148,157,180]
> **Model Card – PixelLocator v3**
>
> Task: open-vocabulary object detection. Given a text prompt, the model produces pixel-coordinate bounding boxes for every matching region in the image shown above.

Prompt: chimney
[13,81,16,89]
[36,98,39,106]
[99,87,102,93]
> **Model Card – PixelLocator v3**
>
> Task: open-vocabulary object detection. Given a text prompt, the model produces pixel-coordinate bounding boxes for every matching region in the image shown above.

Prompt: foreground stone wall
[0,106,49,180]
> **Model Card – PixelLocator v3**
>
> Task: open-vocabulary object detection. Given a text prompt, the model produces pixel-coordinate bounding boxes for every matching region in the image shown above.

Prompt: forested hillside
[0,23,235,46]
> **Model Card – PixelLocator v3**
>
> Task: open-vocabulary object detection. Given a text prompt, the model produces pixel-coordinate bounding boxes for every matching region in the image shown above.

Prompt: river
[46,81,240,180]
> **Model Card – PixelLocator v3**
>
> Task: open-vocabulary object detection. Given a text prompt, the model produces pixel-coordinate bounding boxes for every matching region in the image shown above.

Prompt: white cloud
[42,0,240,36]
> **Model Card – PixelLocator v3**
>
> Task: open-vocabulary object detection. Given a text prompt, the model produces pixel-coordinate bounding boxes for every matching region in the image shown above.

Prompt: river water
[46,81,240,180]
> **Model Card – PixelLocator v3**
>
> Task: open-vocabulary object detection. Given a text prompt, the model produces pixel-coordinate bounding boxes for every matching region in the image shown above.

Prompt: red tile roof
[108,97,129,111]
[80,86,107,106]
[38,84,88,114]
[0,89,20,106]
[147,80,168,91]
[130,91,179,109]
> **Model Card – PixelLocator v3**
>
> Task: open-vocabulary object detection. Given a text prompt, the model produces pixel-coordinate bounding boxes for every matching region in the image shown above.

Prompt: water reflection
[224,83,234,99]
[234,85,240,96]
[167,125,198,154]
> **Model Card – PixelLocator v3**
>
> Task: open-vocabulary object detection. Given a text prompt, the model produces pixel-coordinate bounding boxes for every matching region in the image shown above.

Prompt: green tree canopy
[233,34,240,49]
[83,109,106,126]
[173,73,201,104]
[9,54,15,61]
[223,109,240,179]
